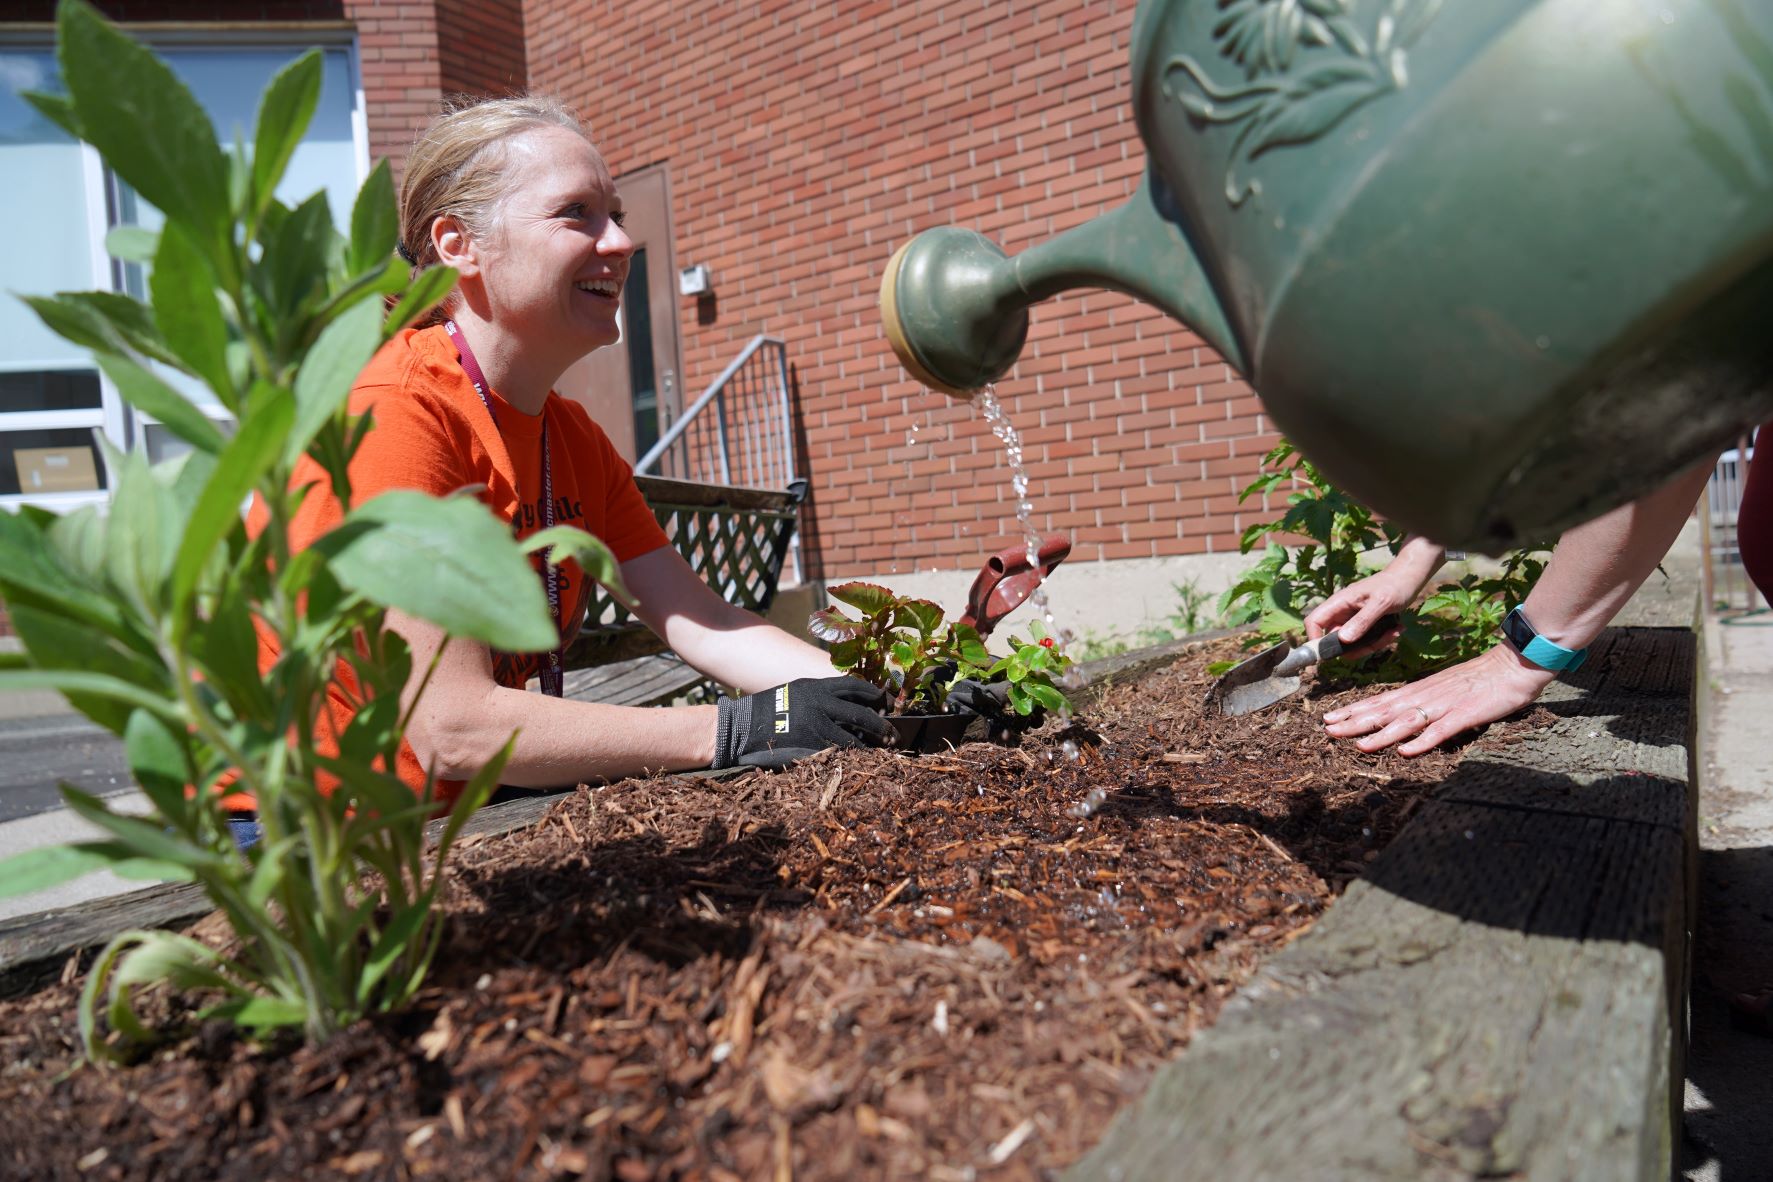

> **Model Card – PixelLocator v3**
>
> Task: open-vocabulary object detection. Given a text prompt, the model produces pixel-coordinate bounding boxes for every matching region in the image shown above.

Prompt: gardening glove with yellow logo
[712,676,894,769]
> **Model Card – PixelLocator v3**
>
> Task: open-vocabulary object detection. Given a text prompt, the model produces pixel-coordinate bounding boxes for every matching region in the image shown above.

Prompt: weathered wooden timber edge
[1069,625,1698,1182]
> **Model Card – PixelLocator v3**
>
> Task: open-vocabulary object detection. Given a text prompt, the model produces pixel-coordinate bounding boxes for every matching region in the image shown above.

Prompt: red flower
[1039,637,1055,648]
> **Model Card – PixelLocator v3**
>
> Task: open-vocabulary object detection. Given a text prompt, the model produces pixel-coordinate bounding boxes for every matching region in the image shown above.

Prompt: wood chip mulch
[0,637,1542,1182]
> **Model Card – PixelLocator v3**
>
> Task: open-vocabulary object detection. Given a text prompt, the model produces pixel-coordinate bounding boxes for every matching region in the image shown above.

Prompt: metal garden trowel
[1209,615,1399,716]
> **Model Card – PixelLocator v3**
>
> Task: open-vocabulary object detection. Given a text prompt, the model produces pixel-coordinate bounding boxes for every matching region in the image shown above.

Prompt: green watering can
[880,0,1773,551]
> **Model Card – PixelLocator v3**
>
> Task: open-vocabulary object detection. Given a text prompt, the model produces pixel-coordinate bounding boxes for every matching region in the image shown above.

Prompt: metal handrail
[635,335,796,493]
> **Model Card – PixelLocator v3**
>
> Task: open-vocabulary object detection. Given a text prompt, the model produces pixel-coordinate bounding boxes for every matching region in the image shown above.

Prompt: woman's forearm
[667,608,838,693]
[1515,460,1713,650]
[421,687,719,786]
[1389,534,1449,597]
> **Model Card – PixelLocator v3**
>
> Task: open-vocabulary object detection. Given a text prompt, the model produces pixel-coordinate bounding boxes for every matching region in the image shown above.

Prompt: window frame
[0,22,369,512]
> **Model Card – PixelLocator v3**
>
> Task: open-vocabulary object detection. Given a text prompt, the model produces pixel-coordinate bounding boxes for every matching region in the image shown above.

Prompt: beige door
[556,164,683,464]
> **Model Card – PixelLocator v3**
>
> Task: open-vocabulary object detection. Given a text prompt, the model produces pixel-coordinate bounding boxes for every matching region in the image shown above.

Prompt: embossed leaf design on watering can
[881,0,1773,552]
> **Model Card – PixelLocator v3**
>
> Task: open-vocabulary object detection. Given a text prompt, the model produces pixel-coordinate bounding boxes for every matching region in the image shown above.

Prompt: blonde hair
[398,95,593,321]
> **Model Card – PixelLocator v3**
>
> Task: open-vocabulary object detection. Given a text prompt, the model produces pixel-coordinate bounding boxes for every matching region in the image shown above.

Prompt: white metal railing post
[636,335,786,485]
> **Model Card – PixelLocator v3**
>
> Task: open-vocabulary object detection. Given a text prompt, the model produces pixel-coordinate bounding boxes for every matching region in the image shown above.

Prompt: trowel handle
[1317,613,1402,661]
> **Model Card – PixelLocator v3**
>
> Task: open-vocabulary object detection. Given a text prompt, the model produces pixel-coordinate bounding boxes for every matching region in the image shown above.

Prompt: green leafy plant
[958,620,1074,717]
[1384,548,1546,678]
[1213,439,1548,680]
[0,0,622,1058]
[808,582,1074,716]
[1218,440,1403,645]
[1164,577,1222,638]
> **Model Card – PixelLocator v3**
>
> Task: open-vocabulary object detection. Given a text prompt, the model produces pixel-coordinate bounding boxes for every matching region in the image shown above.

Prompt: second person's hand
[1302,535,1445,659]
[1320,642,1554,756]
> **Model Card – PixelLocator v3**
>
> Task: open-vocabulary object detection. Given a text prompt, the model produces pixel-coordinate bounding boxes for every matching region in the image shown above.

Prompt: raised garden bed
[0,631,1687,1180]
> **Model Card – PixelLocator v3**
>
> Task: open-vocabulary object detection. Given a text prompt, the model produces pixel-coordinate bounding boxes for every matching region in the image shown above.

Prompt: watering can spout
[881,170,1244,397]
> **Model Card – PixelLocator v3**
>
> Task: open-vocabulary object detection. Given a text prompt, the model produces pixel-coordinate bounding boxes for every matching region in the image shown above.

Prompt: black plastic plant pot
[887,711,971,754]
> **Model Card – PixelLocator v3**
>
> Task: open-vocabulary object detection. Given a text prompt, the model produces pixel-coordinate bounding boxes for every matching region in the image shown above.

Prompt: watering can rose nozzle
[880,227,1032,398]
[880,174,1245,401]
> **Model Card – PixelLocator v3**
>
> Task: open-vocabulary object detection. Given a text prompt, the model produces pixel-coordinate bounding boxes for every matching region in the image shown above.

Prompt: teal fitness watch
[1500,606,1588,673]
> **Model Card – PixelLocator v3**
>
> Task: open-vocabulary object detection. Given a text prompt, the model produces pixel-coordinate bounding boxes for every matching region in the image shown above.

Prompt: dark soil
[0,638,1543,1181]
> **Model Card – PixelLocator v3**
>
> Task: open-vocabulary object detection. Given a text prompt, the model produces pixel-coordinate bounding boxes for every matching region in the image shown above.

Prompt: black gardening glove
[945,677,1037,741]
[712,676,894,769]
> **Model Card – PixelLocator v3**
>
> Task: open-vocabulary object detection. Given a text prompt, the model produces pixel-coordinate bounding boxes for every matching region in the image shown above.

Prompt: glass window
[0,49,96,371]
[0,36,364,508]
[626,248,661,458]
[0,426,104,497]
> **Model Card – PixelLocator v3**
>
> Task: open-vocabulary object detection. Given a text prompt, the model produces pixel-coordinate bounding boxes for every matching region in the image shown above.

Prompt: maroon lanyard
[444,320,565,698]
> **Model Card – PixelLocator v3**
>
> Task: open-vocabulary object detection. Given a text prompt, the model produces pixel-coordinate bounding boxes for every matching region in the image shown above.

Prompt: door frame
[556,162,685,464]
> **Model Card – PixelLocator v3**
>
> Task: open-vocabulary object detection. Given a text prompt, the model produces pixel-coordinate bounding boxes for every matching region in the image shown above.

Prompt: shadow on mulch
[436,821,804,981]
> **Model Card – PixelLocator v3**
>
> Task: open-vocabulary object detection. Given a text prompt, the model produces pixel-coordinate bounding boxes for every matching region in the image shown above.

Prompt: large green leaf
[521,525,629,601]
[188,582,272,721]
[355,886,437,1006]
[60,786,228,873]
[96,354,225,454]
[828,581,896,616]
[807,608,864,643]
[8,603,167,735]
[170,382,291,613]
[124,709,198,824]
[110,931,236,993]
[383,266,457,338]
[54,0,229,250]
[318,492,558,651]
[0,508,130,637]
[105,225,159,264]
[22,291,186,373]
[287,298,380,465]
[250,50,323,220]
[101,443,182,612]
[893,598,945,637]
[20,89,81,140]
[151,221,232,402]
[0,669,184,723]
[349,159,398,276]
[0,841,192,900]
[257,190,334,326]
[204,995,308,1031]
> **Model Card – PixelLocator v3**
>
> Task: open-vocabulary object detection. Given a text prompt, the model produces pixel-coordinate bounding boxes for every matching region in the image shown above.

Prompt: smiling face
[461,124,633,370]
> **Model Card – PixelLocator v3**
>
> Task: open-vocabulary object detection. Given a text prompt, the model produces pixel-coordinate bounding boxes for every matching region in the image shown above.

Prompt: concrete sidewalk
[1681,607,1773,1181]
[0,637,140,922]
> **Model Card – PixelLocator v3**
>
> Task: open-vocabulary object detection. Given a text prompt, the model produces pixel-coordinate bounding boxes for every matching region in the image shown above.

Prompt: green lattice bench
[553,475,808,706]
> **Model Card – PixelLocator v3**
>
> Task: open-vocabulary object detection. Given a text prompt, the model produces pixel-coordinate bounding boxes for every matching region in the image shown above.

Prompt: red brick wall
[436,0,527,98]
[350,0,446,181]
[525,0,1280,577]
[6,0,448,183]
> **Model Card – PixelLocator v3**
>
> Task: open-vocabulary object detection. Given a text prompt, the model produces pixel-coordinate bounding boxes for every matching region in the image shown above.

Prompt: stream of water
[969,386,1106,818]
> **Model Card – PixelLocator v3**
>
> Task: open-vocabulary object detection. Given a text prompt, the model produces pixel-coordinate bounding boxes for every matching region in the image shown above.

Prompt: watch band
[1501,605,1588,672]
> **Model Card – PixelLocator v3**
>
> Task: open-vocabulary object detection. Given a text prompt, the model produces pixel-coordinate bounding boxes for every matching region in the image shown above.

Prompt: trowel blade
[1209,640,1304,716]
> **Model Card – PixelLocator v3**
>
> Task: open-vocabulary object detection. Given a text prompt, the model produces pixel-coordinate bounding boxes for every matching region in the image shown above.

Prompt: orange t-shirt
[243,325,670,810]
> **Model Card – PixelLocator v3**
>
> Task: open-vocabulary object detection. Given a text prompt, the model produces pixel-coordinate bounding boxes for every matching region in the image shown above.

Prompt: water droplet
[1659,8,1675,23]
[1535,335,1550,349]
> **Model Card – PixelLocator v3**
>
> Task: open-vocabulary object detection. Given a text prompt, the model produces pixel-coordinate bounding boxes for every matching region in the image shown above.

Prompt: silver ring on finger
[1412,706,1430,725]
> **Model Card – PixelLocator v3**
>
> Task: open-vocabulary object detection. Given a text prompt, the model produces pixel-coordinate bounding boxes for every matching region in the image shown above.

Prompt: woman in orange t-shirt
[251,97,889,828]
